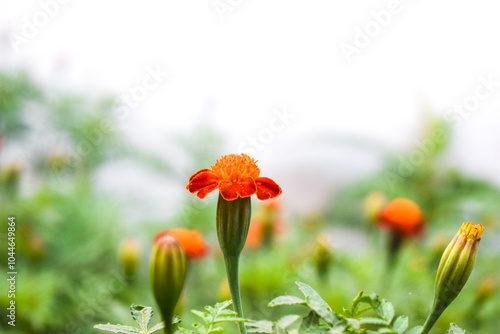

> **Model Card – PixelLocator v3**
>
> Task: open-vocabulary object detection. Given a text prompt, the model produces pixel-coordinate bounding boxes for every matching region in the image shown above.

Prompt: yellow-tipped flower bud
[422,222,484,334]
[312,235,333,280]
[119,238,140,279]
[150,234,187,334]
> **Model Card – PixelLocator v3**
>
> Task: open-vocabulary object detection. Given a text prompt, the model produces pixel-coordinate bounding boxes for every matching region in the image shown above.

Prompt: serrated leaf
[378,300,395,323]
[295,282,337,325]
[404,325,422,334]
[148,322,165,334]
[277,315,301,329]
[213,300,233,311]
[447,323,466,334]
[359,317,389,326]
[377,328,394,333]
[393,316,408,334]
[192,309,211,323]
[94,324,142,334]
[216,309,239,316]
[130,305,153,332]
[268,295,307,308]
[247,320,274,333]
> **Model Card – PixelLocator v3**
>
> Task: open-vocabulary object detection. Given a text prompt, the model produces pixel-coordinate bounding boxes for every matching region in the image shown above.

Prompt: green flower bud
[119,238,140,279]
[150,234,187,334]
[313,235,333,280]
[422,222,484,334]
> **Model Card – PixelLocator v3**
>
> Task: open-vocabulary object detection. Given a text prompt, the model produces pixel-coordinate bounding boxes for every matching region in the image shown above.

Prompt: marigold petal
[188,168,211,183]
[255,177,282,200]
[218,177,257,201]
[187,169,220,199]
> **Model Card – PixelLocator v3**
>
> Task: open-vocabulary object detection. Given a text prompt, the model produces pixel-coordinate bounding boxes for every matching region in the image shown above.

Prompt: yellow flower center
[459,222,484,240]
[211,154,260,182]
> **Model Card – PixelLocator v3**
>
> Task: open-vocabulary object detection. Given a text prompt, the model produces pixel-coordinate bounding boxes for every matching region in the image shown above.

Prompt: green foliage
[447,323,465,334]
[177,300,250,334]
[259,282,423,334]
[94,304,166,334]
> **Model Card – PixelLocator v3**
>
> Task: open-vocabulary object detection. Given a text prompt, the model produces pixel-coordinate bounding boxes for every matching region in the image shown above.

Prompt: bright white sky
[1,0,500,214]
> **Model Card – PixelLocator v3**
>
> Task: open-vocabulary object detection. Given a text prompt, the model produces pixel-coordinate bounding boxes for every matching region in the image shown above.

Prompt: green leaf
[299,311,320,333]
[268,295,307,308]
[404,325,423,334]
[359,317,389,326]
[393,316,408,334]
[378,300,395,323]
[272,324,288,334]
[247,320,274,333]
[93,324,142,334]
[192,309,211,323]
[351,292,372,310]
[295,282,337,325]
[347,318,361,331]
[277,315,301,329]
[378,328,395,333]
[213,316,249,323]
[447,323,466,334]
[130,305,153,332]
[148,322,165,334]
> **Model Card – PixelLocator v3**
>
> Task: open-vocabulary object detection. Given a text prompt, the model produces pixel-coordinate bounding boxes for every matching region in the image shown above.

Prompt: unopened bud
[421,222,484,334]
[119,238,140,279]
[150,234,187,334]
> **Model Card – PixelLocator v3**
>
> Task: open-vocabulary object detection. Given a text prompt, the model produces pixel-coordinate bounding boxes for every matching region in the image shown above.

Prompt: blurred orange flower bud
[155,228,209,259]
[377,198,424,238]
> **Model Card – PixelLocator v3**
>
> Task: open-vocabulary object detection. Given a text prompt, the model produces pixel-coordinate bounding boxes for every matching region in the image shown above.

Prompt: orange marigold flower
[186,153,282,201]
[155,229,209,259]
[377,198,424,238]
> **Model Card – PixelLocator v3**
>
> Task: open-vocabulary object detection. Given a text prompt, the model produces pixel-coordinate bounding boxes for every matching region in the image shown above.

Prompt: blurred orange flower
[377,198,424,238]
[245,220,264,248]
[186,153,282,201]
[155,229,209,259]
[245,200,286,249]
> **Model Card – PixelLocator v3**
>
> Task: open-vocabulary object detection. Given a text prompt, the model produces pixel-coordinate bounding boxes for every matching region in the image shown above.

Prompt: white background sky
[1,0,500,215]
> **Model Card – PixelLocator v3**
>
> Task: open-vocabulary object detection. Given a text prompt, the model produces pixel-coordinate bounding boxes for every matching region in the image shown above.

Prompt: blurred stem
[223,254,247,334]
[387,232,402,268]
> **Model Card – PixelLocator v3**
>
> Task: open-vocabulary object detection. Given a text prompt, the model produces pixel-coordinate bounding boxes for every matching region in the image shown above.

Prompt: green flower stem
[223,254,247,334]
[216,194,251,334]
[421,300,444,334]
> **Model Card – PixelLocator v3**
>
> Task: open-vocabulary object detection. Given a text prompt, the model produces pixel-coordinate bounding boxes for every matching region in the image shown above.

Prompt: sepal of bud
[216,194,251,257]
